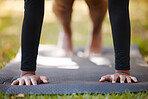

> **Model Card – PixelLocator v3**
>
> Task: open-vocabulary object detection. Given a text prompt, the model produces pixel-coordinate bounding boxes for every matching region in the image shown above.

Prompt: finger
[119,75,126,83]
[40,76,48,84]
[131,76,138,83]
[126,76,131,83]
[111,74,119,83]
[99,76,106,82]
[11,80,19,85]
[24,78,31,85]
[30,78,37,85]
[99,75,110,82]
[19,79,25,86]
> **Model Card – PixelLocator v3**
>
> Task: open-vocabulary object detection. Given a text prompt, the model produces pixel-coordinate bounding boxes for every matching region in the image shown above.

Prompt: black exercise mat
[0,45,148,94]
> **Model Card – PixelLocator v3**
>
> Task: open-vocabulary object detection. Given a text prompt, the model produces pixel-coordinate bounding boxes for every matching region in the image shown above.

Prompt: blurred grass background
[0,0,148,69]
[0,0,148,98]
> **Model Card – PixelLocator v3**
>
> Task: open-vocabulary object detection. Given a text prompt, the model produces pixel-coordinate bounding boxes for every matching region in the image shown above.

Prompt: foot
[84,46,103,57]
[85,32,103,57]
[56,31,74,57]
[55,48,74,57]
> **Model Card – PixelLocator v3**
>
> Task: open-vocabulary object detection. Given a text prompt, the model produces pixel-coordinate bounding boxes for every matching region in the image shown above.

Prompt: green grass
[0,91,148,99]
[0,0,148,98]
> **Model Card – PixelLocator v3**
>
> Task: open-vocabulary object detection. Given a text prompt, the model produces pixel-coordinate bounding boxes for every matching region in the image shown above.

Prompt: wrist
[115,70,130,75]
[21,70,35,77]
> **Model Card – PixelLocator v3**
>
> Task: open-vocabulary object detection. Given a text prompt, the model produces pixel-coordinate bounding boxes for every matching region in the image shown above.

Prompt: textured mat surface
[0,45,148,94]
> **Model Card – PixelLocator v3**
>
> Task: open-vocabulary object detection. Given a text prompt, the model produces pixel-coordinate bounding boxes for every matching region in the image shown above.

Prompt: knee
[52,0,73,14]
[86,0,108,9]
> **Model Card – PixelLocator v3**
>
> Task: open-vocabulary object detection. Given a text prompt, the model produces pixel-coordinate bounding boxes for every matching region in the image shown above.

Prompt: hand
[99,70,138,83]
[11,71,48,85]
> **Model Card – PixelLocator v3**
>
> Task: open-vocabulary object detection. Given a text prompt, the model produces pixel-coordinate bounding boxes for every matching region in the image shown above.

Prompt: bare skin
[84,0,108,56]
[99,70,138,83]
[11,70,138,85]
[53,0,108,57]
[53,0,74,57]
[11,71,48,85]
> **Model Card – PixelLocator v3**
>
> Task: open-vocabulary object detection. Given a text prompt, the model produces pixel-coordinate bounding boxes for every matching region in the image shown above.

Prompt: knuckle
[116,73,119,76]
[24,79,29,82]
[102,77,105,79]
[18,80,22,82]
[132,77,136,79]
[31,78,36,80]
[22,77,27,79]
[119,75,122,77]
[45,77,48,79]
[30,75,35,78]
[126,76,129,78]
[12,80,17,83]
[43,76,47,79]
[17,78,21,80]
[116,75,119,78]
[101,76,105,78]
[111,75,114,78]
[26,78,31,80]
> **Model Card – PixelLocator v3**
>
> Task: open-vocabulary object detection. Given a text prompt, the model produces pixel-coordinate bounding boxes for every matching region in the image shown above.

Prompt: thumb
[40,76,48,84]
[99,75,110,82]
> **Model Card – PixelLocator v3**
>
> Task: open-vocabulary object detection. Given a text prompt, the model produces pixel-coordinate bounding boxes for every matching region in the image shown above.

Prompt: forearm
[21,0,44,71]
[108,0,131,70]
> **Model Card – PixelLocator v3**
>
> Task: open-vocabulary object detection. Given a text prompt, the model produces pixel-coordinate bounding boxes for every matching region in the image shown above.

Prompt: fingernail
[45,80,48,82]
[128,82,131,83]
[121,81,124,83]
[44,80,48,83]
[112,81,116,83]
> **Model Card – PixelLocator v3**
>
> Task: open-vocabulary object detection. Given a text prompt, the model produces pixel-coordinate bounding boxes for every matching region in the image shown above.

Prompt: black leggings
[21,0,130,71]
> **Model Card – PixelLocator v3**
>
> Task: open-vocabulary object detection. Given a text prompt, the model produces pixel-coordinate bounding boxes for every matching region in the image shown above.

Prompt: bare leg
[85,0,108,56]
[52,0,74,57]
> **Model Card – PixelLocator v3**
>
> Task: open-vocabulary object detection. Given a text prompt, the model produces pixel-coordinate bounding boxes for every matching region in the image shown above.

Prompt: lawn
[0,0,148,98]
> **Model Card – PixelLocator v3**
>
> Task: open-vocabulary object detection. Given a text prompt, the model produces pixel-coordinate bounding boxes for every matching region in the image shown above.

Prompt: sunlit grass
[0,91,148,99]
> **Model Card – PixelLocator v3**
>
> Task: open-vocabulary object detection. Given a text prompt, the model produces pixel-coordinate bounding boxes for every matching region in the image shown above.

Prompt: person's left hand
[99,70,138,83]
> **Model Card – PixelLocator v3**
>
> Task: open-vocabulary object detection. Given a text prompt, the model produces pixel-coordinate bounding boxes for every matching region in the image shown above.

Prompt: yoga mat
[0,44,148,94]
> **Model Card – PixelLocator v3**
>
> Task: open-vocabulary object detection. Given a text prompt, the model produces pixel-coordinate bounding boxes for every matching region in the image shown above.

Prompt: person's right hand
[11,71,48,85]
